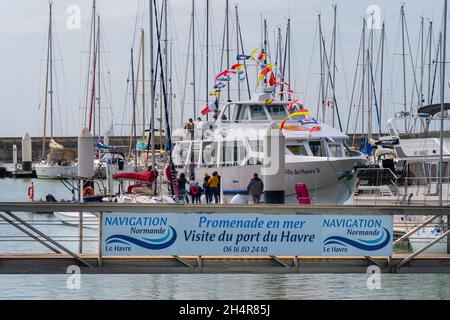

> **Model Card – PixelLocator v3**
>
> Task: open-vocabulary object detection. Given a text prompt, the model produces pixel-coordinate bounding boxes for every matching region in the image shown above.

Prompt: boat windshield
[249,105,269,120]
[266,105,288,120]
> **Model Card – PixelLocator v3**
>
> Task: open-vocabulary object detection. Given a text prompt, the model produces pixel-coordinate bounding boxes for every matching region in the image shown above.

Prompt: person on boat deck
[184,118,195,140]
[213,171,222,202]
[177,173,189,203]
[213,108,228,121]
[208,172,220,204]
[203,172,212,204]
[189,175,202,204]
[247,173,264,204]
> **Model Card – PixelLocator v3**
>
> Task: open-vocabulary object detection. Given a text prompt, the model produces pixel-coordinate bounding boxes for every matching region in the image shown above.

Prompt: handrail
[0,202,450,215]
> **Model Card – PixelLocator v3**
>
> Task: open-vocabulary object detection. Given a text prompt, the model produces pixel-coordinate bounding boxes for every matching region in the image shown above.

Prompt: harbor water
[0,177,449,300]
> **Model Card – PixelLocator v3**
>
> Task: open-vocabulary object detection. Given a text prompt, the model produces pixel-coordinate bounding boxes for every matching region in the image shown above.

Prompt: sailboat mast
[401,5,407,132]
[439,0,447,208]
[379,21,385,135]
[226,0,231,103]
[42,2,52,158]
[368,12,374,140]
[318,14,325,123]
[49,1,54,139]
[235,4,241,101]
[149,0,156,189]
[428,20,433,105]
[131,48,138,172]
[206,0,209,120]
[164,0,169,126]
[332,4,337,128]
[192,0,196,118]
[97,15,101,139]
[141,29,146,139]
[420,16,425,109]
[88,0,97,133]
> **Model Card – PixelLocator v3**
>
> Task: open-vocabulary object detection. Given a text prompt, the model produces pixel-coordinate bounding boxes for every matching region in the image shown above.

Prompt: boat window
[247,157,264,165]
[202,142,218,166]
[188,142,201,165]
[221,141,236,166]
[237,105,250,121]
[266,105,288,120]
[309,141,324,157]
[286,145,309,156]
[173,142,191,166]
[237,141,247,163]
[249,105,269,121]
[328,144,343,157]
[249,140,263,153]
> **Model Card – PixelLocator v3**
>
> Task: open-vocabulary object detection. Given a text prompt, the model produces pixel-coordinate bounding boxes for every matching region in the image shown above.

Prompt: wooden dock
[1,203,450,274]
[1,254,450,274]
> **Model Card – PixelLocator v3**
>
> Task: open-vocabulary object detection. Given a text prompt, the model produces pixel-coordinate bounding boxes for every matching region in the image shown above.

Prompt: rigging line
[153,0,176,195]
[431,32,442,105]
[180,5,193,128]
[336,12,351,112]
[217,5,227,108]
[304,18,319,117]
[369,58,382,135]
[404,15,421,114]
[237,9,251,100]
[346,20,364,134]
[321,34,342,131]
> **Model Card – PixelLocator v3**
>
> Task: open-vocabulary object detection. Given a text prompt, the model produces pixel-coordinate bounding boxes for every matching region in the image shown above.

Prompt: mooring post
[78,127,95,196]
[98,212,103,267]
[78,211,83,254]
[21,133,32,171]
[263,123,285,204]
[12,145,17,170]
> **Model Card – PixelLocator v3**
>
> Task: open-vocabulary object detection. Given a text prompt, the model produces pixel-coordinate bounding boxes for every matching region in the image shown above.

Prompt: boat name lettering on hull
[286,168,321,175]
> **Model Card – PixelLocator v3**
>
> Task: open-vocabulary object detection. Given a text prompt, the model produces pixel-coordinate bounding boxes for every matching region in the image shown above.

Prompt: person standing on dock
[177,173,189,203]
[208,172,220,204]
[27,181,35,202]
[189,175,202,204]
[247,173,264,204]
[213,171,222,202]
[203,173,212,204]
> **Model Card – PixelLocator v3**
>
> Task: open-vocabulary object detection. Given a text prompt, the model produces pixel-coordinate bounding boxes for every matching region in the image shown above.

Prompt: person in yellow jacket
[208,172,220,204]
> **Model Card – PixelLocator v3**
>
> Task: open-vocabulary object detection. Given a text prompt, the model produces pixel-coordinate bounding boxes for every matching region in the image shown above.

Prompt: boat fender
[230,194,248,205]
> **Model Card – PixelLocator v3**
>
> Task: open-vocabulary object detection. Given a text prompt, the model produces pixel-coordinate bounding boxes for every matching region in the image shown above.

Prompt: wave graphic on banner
[323,228,391,251]
[105,226,177,250]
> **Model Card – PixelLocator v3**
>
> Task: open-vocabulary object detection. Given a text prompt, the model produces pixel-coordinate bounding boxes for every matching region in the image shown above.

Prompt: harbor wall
[0,136,164,162]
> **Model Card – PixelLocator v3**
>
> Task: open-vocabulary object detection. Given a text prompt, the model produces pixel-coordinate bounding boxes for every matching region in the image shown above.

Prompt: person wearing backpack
[189,175,202,204]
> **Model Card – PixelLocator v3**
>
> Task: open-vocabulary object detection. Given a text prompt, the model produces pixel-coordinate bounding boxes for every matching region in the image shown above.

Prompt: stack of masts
[346,13,386,144]
[316,8,343,132]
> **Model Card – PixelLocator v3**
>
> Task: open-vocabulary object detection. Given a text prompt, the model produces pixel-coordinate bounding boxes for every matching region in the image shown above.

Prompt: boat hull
[35,164,78,179]
[193,156,363,205]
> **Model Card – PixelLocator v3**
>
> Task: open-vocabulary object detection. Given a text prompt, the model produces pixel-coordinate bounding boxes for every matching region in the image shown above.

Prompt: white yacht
[171,90,367,205]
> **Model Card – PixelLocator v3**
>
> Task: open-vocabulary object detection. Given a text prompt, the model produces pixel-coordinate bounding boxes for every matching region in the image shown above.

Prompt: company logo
[105,226,177,250]
[323,228,391,251]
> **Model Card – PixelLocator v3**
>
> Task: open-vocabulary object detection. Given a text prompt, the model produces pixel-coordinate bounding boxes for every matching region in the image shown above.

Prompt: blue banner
[102,214,393,257]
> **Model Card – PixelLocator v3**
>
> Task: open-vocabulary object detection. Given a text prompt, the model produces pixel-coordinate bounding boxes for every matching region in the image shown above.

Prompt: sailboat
[35,2,78,179]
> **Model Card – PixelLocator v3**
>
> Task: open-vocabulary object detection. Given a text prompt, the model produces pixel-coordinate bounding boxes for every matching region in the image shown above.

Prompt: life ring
[83,187,95,198]
[27,184,35,201]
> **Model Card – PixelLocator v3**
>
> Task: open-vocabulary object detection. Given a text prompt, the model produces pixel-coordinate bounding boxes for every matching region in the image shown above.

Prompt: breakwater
[0,136,164,162]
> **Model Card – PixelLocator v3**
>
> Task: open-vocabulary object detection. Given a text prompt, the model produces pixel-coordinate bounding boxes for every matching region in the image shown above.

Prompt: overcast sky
[0,0,447,137]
